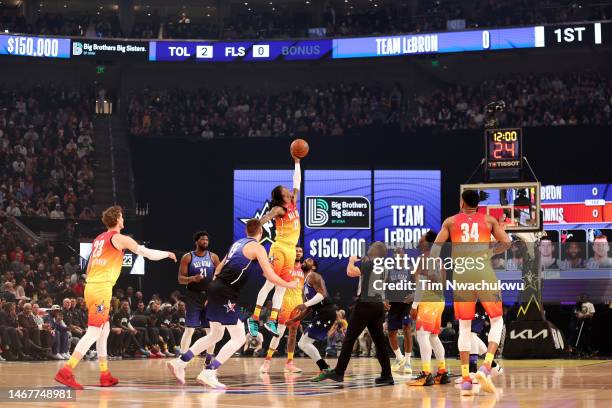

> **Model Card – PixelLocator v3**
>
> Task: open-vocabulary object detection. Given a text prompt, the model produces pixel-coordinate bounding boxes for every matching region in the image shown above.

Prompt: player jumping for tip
[248,155,302,337]
[431,190,511,396]
[55,206,177,389]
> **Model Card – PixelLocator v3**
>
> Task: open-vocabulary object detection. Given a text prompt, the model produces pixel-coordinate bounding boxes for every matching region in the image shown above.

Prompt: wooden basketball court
[1,357,611,407]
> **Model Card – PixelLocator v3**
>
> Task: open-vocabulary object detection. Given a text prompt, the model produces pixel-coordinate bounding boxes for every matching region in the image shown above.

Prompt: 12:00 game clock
[484,128,523,180]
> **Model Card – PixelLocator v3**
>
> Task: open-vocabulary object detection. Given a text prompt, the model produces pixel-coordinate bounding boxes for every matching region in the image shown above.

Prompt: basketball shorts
[84,282,112,328]
[453,263,502,320]
[205,279,242,325]
[386,302,411,331]
[304,304,337,342]
[184,289,209,329]
[278,289,303,327]
[269,242,295,282]
[415,302,445,334]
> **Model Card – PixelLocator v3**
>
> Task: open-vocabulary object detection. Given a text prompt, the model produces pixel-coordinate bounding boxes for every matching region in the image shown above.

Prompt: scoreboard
[541,184,612,226]
[1,21,611,63]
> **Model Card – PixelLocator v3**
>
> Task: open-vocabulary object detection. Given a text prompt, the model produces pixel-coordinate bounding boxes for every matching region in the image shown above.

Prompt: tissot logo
[238,200,276,245]
[510,329,548,340]
[305,196,370,229]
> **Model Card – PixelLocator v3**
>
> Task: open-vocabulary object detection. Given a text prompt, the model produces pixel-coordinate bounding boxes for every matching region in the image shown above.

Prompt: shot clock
[484,128,523,181]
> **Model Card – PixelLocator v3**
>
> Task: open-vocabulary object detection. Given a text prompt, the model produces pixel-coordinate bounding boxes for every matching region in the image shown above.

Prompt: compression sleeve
[293,162,301,190]
[135,245,168,261]
[304,292,324,308]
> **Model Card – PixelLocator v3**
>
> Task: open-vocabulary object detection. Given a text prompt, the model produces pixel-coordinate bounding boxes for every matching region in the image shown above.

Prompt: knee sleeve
[471,332,487,355]
[215,323,246,364]
[256,280,275,306]
[271,286,286,310]
[268,324,286,350]
[488,316,504,345]
[430,334,445,361]
[298,334,321,362]
[458,320,472,352]
[74,325,103,356]
[417,330,432,362]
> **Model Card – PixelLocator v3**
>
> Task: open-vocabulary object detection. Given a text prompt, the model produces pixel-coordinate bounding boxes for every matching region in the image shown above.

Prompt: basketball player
[290,258,337,381]
[260,246,305,374]
[248,155,302,337]
[55,206,177,389]
[431,190,511,396]
[385,246,413,375]
[177,231,220,369]
[167,219,297,389]
[409,230,450,386]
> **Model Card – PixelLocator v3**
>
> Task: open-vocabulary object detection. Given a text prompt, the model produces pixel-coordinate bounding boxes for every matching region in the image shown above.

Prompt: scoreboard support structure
[459,102,567,358]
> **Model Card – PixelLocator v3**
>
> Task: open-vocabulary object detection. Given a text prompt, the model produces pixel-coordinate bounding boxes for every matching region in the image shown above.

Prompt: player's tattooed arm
[259,206,284,225]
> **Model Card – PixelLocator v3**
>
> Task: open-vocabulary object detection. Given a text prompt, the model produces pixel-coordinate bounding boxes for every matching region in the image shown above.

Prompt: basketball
[286,307,304,328]
[290,139,309,158]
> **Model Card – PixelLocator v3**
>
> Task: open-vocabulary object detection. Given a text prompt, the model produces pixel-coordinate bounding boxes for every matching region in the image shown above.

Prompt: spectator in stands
[0,302,30,360]
[31,303,53,351]
[17,302,53,360]
[46,305,70,360]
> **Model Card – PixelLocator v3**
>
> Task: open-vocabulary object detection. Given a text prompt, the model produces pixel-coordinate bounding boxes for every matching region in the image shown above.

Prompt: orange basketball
[290,139,309,159]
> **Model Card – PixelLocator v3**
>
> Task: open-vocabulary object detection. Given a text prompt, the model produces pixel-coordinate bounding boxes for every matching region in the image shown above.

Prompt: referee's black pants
[334,301,391,377]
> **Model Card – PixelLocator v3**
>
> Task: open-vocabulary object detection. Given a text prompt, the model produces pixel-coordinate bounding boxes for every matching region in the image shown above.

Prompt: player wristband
[293,162,301,190]
[412,302,419,309]
[304,293,324,307]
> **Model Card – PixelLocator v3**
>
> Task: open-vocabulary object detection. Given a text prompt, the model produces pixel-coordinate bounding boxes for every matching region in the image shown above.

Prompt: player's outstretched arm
[112,234,177,262]
[249,243,297,289]
[292,156,301,204]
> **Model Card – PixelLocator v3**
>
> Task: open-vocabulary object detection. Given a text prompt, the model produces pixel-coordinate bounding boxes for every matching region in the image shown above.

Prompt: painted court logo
[305,196,370,229]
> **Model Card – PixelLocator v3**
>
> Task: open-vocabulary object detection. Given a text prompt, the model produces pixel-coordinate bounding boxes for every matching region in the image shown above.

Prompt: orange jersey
[450,212,491,243]
[86,230,124,284]
[274,202,300,247]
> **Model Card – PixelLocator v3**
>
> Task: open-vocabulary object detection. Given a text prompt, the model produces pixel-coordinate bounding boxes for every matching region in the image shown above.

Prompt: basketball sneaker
[247,318,259,337]
[284,361,302,373]
[409,372,434,386]
[460,379,473,396]
[434,371,451,385]
[491,365,504,378]
[100,371,119,387]
[475,366,496,393]
[167,359,188,385]
[264,320,280,337]
[54,366,83,390]
[391,356,405,372]
[196,369,226,389]
[455,372,476,384]
[403,361,413,375]
[260,359,271,373]
[314,368,344,382]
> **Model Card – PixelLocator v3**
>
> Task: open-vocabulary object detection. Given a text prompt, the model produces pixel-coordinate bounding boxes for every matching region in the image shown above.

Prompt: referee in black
[317,241,393,385]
